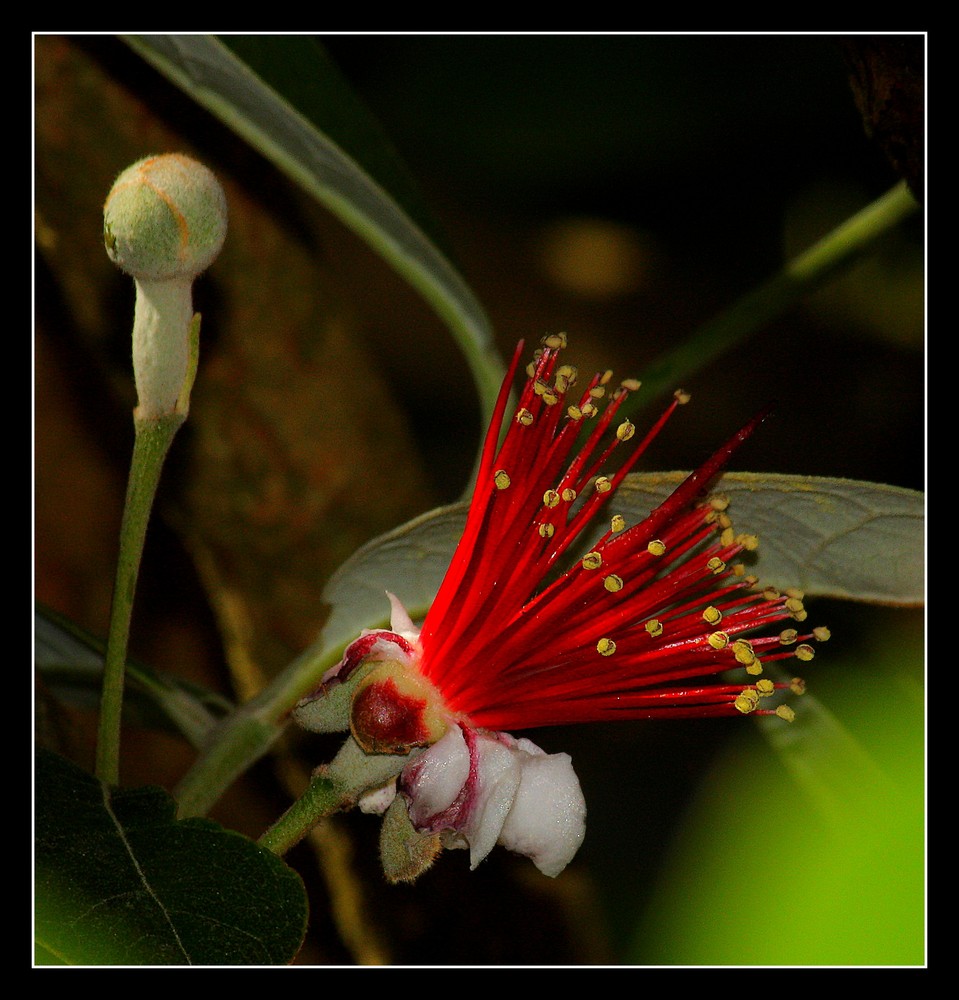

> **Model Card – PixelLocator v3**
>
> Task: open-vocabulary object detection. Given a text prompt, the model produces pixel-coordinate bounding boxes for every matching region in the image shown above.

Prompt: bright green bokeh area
[628,608,924,966]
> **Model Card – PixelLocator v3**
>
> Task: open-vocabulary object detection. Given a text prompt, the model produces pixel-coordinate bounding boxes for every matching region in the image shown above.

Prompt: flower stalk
[95,410,186,785]
[95,154,226,785]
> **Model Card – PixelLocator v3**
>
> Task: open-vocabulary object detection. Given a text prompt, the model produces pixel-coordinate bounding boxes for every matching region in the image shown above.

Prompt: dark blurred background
[34,34,924,965]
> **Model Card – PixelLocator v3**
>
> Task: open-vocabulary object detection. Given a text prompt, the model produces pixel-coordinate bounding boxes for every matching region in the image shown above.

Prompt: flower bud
[103,154,227,282]
[103,154,227,421]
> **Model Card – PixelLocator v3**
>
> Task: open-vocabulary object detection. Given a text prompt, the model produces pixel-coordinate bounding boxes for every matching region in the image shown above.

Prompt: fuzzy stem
[95,411,185,785]
[258,738,417,856]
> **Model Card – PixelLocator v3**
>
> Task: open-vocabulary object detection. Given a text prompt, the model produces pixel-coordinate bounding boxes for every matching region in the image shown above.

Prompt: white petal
[358,781,397,815]
[386,591,421,643]
[459,735,523,871]
[498,742,586,878]
[403,725,470,828]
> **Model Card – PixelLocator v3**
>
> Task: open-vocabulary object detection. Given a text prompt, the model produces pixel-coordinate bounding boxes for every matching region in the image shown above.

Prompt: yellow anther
[582,551,603,570]
[647,539,666,556]
[703,605,723,625]
[494,470,511,490]
[706,556,726,574]
[542,332,567,350]
[732,563,746,576]
[610,514,626,533]
[595,477,612,494]
[600,369,613,385]
[616,420,635,441]
[604,574,624,593]
[745,659,763,676]
[542,391,559,406]
[589,385,606,400]
[674,389,691,405]
[755,679,776,697]
[526,362,537,378]
[790,677,807,695]
[707,631,729,650]
[720,526,736,547]
[786,596,808,622]
[785,587,805,600]
[776,704,796,723]
[732,639,756,666]
[763,587,781,601]
[596,637,617,657]
[533,378,549,396]
[734,690,759,715]
[538,522,555,539]
[543,489,561,508]
[515,407,534,426]
[581,402,597,418]
[737,533,759,551]
[795,644,815,661]
[557,364,577,385]
[717,512,733,529]
[621,377,641,392]
[709,495,730,512]
[567,405,583,421]
[561,487,577,502]
[779,628,799,646]
[742,575,759,588]
[645,619,663,637]
[813,626,832,642]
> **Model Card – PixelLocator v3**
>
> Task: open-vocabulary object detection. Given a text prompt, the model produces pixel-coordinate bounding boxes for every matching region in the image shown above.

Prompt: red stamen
[413,340,820,732]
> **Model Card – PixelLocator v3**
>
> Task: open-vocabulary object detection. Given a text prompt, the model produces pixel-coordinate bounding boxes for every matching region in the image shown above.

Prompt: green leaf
[217,35,446,254]
[34,749,308,965]
[120,34,504,421]
[35,606,233,748]
[612,473,924,605]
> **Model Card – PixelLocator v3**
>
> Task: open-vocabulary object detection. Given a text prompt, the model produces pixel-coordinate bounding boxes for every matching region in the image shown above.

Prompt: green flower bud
[103,153,227,282]
[103,154,227,421]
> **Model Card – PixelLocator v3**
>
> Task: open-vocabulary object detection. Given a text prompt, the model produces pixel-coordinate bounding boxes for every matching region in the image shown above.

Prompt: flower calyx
[350,659,449,755]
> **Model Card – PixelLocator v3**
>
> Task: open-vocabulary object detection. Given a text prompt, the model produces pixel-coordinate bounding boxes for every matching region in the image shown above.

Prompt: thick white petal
[498,740,587,878]
[403,725,470,828]
[459,735,522,871]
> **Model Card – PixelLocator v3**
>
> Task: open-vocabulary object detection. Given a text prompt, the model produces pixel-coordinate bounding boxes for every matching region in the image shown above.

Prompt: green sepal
[379,793,443,884]
[291,658,377,734]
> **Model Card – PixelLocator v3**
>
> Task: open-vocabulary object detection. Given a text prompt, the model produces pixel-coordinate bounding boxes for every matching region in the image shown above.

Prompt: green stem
[173,638,339,818]
[258,772,344,855]
[631,180,920,409]
[95,412,184,786]
[258,738,417,855]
